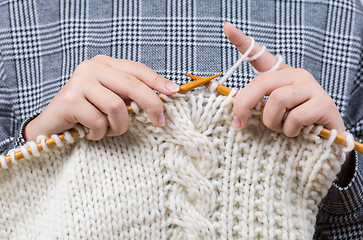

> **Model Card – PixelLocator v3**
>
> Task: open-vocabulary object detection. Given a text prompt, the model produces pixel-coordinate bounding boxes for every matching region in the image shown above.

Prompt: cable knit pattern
[0,90,345,240]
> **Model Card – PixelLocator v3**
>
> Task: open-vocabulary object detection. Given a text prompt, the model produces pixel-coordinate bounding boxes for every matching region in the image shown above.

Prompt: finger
[233,69,297,129]
[282,98,345,137]
[262,84,313,132]
[84,83,129,137]
[72,99,108,140]
[90,55,179,95]
[223,22,286,73]
[93,65,165,127]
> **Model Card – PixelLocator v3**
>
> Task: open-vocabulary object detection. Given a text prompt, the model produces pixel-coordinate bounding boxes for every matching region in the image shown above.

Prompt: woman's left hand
[223,22,346,137]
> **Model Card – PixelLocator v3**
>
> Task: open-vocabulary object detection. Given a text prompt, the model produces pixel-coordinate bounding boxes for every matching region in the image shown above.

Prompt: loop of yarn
[51,134,64,147]
[73,124,86,138]
[8,149,18,165]
[209,80,219,93]
[304,125,315,134]
[0,155,7,169]
[342,132,355,152]
[246,45,266,62]
[253,54,284,75]
[19,145,32,159]
[130,101,140,115]
[227,88,238,97]
[63,131,75,144]
[27,141,41,157]
[36,135,50,152]
[327,129,338,146]
[313,125,324,136]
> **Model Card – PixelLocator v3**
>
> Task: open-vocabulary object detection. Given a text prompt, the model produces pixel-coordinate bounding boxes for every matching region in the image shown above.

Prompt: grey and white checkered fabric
[0,0,362,239]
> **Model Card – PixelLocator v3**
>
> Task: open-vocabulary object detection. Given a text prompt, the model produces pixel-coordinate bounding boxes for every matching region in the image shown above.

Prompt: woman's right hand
[24,55,180,141]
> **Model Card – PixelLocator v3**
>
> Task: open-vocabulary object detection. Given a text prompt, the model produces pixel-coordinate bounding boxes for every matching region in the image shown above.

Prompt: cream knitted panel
[0,90,344,240]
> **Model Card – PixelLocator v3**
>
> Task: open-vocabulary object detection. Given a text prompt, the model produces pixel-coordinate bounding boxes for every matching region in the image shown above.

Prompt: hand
[24,55,180,141]
[223,22,346,137]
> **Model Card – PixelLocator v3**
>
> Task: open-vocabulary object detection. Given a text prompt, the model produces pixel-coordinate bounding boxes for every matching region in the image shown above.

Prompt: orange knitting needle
[127,73,221,114]
[2,129,81,168]
[1,74,221,167]
[185,73,363,154]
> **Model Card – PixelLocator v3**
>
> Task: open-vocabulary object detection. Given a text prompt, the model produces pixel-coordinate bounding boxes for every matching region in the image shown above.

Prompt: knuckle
[75,59,98,75]
[118,59,142,68]
[252,74,267,84]
[296,68,314,80]
[288,111,303,126]
[270,90,287,105]
[107,100,125,115]
[60,92,79,107]
[78,59,93,69]
[91,54,109,62]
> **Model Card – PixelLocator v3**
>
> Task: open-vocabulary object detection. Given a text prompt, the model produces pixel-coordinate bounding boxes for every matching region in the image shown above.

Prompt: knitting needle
[1,74,221,167]
[185,73,363,154]
[127,73,221,114]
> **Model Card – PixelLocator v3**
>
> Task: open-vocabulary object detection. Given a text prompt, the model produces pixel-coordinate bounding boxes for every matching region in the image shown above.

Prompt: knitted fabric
[0,90,345,240]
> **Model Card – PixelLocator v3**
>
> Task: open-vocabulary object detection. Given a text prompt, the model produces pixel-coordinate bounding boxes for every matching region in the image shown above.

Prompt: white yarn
[218,38,255,85]
[0,155,7,169]
[27,141,41,157]
[245,45,266,62]
[159,93,173,102]
[227,88,238,97]
[0,90,347,239]
[342,132,355,152]
[214,37,282,95]
[208,80,219,93]
[19,145,32,159]
[130,101,140,115]
[73,124,86,138]
[63,131,74,143]
[8,149,18,165]
[36,135,50,152]
[327,129,338,146]
[313,125,324,136]
[51,133,64,147]
[253,54,284,75]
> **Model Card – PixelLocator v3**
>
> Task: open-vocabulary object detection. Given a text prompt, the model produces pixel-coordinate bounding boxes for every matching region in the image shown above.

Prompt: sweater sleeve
[314,32,363,239]
[0,50,40,156]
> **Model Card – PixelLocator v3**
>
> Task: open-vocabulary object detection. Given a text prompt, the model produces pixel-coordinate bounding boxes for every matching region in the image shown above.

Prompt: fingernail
[233,116,242,129]
[158,113,165,126]
[166,82,179,93]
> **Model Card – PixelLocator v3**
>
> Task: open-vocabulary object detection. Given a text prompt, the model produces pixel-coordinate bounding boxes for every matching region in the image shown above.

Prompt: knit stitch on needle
[0,88,350,239]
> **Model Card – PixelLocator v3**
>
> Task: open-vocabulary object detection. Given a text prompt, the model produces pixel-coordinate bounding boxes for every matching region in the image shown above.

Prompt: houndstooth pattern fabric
[0,0,362,239]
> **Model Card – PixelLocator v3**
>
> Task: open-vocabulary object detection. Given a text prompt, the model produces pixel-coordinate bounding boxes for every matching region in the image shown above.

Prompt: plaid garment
[0,0,362,238]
